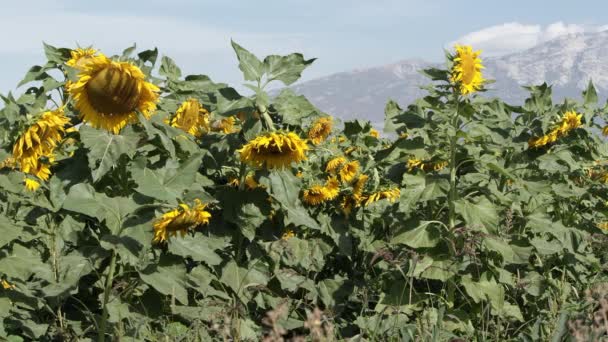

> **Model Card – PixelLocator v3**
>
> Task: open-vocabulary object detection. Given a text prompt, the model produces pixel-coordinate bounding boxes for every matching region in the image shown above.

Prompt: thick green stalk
[258,104,275,131]
[447,101,460,230]
[98,250,117,342]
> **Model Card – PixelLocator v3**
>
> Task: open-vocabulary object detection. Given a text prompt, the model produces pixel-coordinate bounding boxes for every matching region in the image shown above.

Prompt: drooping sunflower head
[603,126,608,137]
[168,99,210,137]
[450,45,485,95]
[281,229,295,240]
[308,117,333,145]
[323,176,340,200]
[326,156,347,173]
[561,111,582,132]
[212,116,238,134]
[352,174,369,203]
[66,48,102,70]
[153,199,211,244]
[302,185,330,205]
[365,188,401,206]
[239,131,308,169]
[339,160,359,183]
[68,54,160,134]
[12,108,69,180]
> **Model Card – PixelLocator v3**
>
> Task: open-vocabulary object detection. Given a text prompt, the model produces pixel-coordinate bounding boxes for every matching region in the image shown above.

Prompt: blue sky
[1,0,606,95]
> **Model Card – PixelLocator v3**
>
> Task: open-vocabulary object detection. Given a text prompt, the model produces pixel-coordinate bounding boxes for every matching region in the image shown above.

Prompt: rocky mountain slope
[288,31,608,126]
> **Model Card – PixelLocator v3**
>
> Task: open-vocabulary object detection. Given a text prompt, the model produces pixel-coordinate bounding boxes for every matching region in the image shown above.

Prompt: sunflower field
[0,41,608,341]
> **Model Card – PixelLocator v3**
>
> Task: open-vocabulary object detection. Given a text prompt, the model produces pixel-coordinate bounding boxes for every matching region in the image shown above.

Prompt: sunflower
[212,116,237,134]
[451,45,485,95]
[281,230,295,240]
[214,116,236,134]
[323,176,340,200]
[326,156,347,173]
[153,199,211,244]
[352,174,369,204]
[339,160,359,183]
[24,178,41,192]
[0,157,15,170]
[168,99,210,137]
[12,108,69,180]
[239,131,308,169]
[302,185,329,205]
[598,222,608,232]
[369,129,379,138]
[603,126,608,136]
[528,111,582,149]
[302,177,340,205]
[365,188,400,206]
[341,196,355,216]
[1,279,14,290]
[308,117,333,145]
[66,48,102,70]
[68,54,159,134]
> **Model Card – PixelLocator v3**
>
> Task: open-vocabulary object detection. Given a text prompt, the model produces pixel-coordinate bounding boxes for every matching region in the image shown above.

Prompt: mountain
[288,31,608,127]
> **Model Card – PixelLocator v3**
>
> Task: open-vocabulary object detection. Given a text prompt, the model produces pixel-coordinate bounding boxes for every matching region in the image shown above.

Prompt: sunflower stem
[98,250,117,342]
[447,98,460,231]
[258,104,275,131]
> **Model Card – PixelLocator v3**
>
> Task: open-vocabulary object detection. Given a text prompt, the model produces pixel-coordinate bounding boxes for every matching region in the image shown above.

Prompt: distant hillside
[287,31,608,127]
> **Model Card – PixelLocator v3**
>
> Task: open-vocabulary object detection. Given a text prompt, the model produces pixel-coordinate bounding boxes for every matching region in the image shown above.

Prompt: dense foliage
[0,41,608,341]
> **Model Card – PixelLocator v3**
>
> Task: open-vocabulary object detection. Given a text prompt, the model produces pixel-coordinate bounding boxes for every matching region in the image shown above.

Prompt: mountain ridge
[288,31,608,127]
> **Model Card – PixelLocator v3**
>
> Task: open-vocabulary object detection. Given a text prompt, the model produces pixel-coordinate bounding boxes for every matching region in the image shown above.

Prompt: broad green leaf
[168,234,222,266]
[455,196,498,233]
[272,89,319,126]
[263,53,315,86]
[131,154,202,203]
[0,214,21,248]
[383,100,403,134]
[231,40,264,82]
[391,222,440,248]
[159,56,182,79]
[139,263,188,304]
[63,183,137,234]
[262,170,320,229]
[79,125,140,182]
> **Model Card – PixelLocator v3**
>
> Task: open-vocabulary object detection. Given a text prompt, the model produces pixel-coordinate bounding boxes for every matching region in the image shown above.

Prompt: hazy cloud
[449,22,608,56]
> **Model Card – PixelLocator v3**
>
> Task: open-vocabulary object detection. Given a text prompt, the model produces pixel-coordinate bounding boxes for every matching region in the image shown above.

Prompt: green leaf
[483,237,531,264]
[168,234,222,266]
[220,260,268,300]
[139,263,188,304]
[383,100,403,134]
[317,275,352,308]
[455,196,498,233]
[262,170,320,230]
[263,53,315,86]
[79,125,140,182]
[461,273,504,312]
[272,89,319,126]
[131,154,202,203]
[583,80,598,106]
[0,214,21,248]
[391,221,441,248]
[63,183,137,234]
[231,40,264,82]
[43,42,71,64]
[159,56,182,79]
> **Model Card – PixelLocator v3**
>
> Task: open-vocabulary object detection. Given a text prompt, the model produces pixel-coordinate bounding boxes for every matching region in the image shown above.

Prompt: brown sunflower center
[86,65,142,115]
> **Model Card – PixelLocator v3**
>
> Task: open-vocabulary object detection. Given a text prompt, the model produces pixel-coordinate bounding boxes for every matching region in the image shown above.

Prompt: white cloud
[449,21,608,57]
